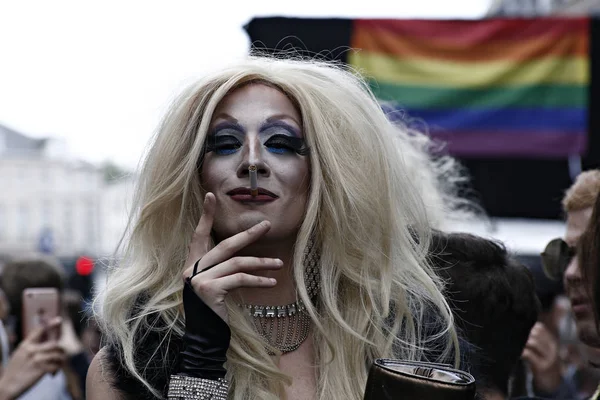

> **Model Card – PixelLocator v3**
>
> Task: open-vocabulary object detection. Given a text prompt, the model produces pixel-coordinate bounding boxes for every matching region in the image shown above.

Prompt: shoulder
[93,328,183,399]
[86,347,123,400]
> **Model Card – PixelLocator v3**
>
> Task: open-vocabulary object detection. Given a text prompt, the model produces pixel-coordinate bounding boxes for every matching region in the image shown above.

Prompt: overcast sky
[0,0,491,170]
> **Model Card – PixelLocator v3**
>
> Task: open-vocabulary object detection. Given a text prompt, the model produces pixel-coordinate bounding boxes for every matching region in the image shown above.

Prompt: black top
[102,300,467,399]
[104,313,183,399]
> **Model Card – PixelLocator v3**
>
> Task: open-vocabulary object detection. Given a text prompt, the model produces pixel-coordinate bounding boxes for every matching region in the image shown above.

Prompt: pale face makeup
[200,83,310,243]
[563,207,599,346]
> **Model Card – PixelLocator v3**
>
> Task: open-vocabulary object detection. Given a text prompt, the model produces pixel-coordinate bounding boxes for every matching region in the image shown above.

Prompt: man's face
[563,207,599,346]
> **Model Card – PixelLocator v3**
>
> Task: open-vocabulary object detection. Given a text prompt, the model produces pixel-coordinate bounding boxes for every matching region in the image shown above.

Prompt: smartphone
[22,288,61,341]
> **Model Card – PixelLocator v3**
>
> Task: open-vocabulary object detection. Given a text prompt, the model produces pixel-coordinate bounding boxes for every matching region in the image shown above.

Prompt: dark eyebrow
[210,112,301,135]
[212,112,237,123]
[211,113,244,132]
[266,114,301,127]
[260,120,301,137]
[211,120,245,133]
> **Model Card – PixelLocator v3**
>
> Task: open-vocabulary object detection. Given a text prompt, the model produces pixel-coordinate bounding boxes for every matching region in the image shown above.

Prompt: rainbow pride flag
[348,18,589,157]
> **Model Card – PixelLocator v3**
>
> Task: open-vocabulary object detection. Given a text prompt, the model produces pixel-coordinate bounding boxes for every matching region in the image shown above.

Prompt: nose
[563,256,582,287]
[236,135,270,179]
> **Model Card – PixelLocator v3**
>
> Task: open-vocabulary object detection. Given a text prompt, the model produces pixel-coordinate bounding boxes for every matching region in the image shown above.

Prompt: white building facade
[98,176,135,257]
[0,124,106,258]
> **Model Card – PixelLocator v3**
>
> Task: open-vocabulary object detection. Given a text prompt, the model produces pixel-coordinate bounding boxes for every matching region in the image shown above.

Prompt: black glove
[177,278,231,380]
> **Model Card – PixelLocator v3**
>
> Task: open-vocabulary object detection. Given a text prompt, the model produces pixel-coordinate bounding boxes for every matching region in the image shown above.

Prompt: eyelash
[206,135,240,155]
[265,135,309,155]
[205,134,309,156]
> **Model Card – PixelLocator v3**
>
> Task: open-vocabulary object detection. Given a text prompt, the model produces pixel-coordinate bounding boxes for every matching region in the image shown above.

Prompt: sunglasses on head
[541,238,576,280]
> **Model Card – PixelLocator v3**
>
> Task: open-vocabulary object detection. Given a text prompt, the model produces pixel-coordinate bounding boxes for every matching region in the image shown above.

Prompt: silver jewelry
[168,375,229,400]
[241,238,320,354]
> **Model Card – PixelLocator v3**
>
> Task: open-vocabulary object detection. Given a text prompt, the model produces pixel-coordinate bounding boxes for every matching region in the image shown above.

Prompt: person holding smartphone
[0,258,87,400]
[0,317,66,400]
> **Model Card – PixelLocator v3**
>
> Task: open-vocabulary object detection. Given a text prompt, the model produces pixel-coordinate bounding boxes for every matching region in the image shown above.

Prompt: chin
[213,213,268,239]
[236,213,268,232]
[213,216,301,245]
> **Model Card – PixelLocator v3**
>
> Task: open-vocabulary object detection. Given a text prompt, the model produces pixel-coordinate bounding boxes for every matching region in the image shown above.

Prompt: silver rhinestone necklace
[240,240,320,354]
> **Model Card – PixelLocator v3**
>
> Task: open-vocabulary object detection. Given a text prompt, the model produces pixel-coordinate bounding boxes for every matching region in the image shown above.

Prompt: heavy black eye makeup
[204,121,243,155]
[263,134,309,155]
[204,135,242,155]
[204,119,309,156]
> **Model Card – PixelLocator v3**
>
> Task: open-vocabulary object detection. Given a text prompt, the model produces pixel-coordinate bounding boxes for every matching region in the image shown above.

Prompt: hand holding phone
[0,317,65,400]
[22,288,61,342]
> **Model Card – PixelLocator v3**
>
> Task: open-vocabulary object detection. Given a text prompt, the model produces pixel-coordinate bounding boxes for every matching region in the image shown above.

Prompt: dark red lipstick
[227,187,278,202]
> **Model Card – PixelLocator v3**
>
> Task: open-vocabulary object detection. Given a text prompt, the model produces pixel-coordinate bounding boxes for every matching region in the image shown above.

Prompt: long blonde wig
[96,56,463,400]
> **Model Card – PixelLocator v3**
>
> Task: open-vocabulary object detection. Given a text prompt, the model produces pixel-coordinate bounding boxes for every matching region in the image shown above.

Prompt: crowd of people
[0,57,599,399]
[0,259,101,399]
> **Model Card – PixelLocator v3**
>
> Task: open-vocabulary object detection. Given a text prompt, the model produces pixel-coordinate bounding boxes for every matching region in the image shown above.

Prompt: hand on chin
[214,214,271,241]
[237,214,269,233]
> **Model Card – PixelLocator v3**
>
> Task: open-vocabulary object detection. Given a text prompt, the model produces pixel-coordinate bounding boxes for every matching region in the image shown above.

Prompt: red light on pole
[75,256,94,276]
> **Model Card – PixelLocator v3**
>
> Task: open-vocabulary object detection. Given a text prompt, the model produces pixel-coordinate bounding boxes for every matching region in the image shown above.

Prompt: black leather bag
[363,359,476,400]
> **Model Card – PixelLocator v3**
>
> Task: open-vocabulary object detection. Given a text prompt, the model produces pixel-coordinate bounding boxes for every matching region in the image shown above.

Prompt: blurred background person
[0,288,11,368]
[0,258,89,400]
[428,231,540,400]
[518,266,580,398]
[62,289,92,396]
[79,315,100,363]
[561,171,600,363]
[540,169,600,399]
[575,185,600,398]
[0,317,66,400]
[579,191,600,338]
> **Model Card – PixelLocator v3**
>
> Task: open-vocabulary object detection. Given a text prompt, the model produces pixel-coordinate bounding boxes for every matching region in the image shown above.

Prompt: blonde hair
[95,56,461,399]
[562,169,600,212]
